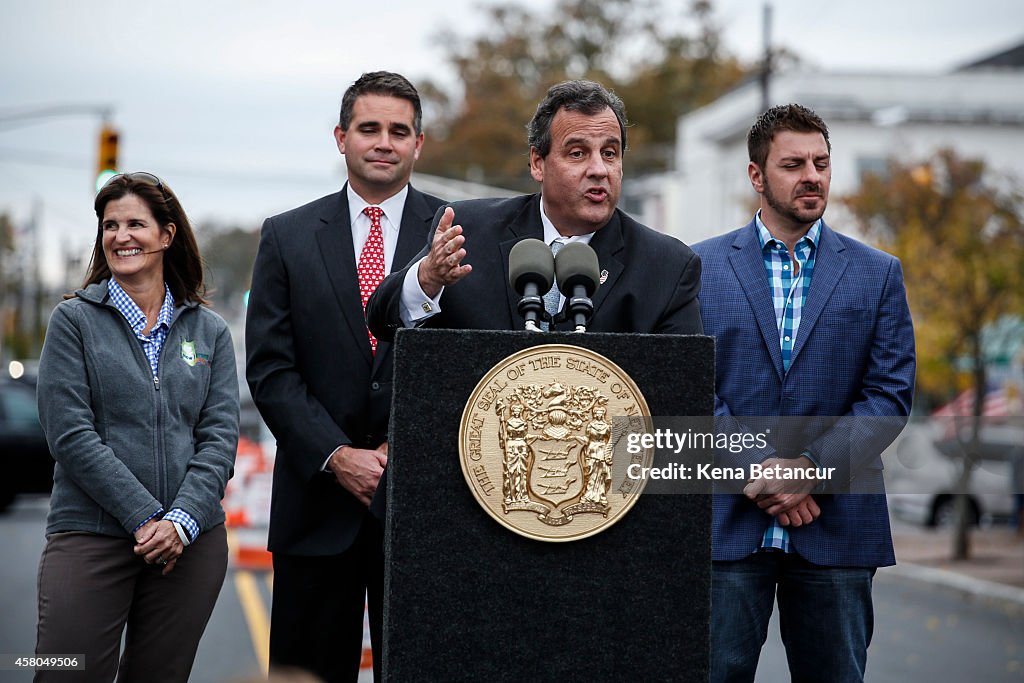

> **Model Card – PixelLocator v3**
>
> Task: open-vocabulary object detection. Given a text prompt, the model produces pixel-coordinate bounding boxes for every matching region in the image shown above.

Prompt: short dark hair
[339,71,422,134]
[747,104,831,169]
[527,80,628,158]
[85,174,207,305]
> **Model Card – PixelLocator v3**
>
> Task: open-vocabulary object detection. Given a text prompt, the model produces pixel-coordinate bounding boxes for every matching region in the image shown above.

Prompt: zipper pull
[154,375,160,390]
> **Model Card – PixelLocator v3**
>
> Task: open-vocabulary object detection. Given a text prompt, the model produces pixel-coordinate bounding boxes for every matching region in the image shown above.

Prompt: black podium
[383,329,714,681]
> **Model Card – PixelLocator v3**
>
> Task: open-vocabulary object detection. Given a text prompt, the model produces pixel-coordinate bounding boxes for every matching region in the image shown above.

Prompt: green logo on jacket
[180,340,197,366]
[180,339,210,367]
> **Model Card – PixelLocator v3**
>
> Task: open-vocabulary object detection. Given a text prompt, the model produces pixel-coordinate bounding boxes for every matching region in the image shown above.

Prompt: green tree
[417,0,748,190]
[843,149,1024,559]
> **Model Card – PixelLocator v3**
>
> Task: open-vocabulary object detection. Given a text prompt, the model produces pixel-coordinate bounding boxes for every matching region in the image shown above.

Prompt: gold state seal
[459,344,653,542]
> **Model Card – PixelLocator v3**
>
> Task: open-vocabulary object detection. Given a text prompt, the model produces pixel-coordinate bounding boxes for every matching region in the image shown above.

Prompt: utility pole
[760,3,773,113]
[14,199,44,357]
[0,214,9,365]
[30,198,43,356]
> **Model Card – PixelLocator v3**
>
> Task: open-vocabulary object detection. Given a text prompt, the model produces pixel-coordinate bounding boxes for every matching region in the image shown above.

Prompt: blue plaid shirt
[108,280,200,543]
[107,279,175,379]
[755,213,820,552]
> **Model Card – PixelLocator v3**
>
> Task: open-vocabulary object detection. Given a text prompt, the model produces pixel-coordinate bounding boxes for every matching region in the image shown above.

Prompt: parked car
[0,378,53,511]
[885,420,1018,527]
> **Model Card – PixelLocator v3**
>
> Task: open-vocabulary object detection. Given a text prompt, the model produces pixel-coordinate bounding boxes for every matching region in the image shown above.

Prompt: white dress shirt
[347,183,409,274]
[322,183,410,471]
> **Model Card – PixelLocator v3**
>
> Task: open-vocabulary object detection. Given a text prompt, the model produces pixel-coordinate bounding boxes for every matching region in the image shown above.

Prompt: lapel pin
[599,269,609,285]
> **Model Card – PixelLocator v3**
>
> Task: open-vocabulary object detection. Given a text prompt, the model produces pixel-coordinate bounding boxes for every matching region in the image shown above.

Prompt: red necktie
[358,206,386,354]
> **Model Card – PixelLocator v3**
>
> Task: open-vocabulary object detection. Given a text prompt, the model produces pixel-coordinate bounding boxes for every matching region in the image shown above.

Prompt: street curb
[883,562,1024,607]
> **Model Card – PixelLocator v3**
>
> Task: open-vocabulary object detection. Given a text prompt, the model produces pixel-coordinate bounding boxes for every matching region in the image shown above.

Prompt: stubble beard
[763,177,827,228]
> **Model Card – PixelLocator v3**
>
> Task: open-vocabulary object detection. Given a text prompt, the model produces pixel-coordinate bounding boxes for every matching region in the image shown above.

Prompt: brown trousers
[35,524,228,683]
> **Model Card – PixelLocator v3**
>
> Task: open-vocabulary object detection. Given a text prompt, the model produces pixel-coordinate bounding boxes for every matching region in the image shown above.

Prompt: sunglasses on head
[101,172,168,198]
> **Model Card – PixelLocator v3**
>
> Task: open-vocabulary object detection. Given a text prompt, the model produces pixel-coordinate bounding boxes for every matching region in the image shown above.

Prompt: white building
[625,44,1024,245]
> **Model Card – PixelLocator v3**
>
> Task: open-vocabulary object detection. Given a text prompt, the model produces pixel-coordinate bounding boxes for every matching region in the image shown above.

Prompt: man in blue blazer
[694,104,915,683]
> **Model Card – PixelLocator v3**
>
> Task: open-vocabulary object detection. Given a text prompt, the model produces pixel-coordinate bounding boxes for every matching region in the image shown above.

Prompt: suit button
[371,382,380,391]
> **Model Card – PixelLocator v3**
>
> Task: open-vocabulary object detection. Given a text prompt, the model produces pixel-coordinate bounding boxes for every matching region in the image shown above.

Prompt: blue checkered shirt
[108,280,199,543]
[755,213,820,552]
[107,279,174,379]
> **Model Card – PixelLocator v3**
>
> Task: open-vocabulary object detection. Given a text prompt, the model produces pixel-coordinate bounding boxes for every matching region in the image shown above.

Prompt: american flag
[931,386,1019,418]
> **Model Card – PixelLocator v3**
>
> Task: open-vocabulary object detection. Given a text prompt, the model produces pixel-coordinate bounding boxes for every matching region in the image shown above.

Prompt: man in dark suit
[694,104,915,683]
[366,79,702,337]
[245,71,445,683]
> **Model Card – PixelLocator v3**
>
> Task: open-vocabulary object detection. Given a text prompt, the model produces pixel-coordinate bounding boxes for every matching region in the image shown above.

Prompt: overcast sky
[1,0,1022,282]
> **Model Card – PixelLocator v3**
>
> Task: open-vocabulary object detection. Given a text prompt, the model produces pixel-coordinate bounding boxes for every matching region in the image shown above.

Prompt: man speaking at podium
[366,79,703,337]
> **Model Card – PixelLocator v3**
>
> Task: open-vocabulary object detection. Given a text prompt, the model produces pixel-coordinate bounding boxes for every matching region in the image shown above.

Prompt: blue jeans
[711,552,875,683]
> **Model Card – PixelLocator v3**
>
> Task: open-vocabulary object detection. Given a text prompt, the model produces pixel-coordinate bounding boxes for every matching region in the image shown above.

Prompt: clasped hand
[743,456,821,527]
[328,442,389,506]
[134,519,184,575]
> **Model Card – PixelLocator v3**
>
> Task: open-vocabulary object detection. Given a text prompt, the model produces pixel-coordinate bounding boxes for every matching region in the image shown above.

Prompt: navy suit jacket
[246,185,445,555]
[694,219,915,568]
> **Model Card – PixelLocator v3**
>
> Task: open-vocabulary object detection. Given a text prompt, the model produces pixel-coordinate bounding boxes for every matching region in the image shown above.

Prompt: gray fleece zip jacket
[37,280,239,538]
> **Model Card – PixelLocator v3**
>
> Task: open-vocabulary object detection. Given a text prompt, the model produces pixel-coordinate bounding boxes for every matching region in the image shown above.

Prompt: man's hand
[775,495,821,527]
[417,207,472,298]
[743,456,818,516]
[328,444,388,506]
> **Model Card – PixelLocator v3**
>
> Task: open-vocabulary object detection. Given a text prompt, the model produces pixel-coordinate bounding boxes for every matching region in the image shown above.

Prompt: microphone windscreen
[555,242,600,296]
[508,239,555,294]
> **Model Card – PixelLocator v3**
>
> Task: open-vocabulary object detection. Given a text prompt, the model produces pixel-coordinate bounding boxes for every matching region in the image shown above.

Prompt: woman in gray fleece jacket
[34,172,239,683]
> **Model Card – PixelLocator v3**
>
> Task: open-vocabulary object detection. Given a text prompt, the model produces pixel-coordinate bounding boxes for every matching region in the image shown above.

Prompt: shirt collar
[155,286,175,328]
[754,210,821,252]
[347,183,409,231]
[539,197,596,247]
[107,279,174,334]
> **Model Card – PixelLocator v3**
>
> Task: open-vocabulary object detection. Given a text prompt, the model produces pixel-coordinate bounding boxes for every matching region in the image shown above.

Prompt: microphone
[554,242,600,332]
[508,239,555,332]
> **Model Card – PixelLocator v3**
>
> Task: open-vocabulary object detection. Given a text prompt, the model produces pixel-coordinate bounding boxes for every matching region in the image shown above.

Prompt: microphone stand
[517,282,546,332]
[566,285,594,333]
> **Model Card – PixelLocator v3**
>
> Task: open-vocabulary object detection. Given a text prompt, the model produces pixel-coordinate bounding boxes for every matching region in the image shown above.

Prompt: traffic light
[95,123,119,192]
